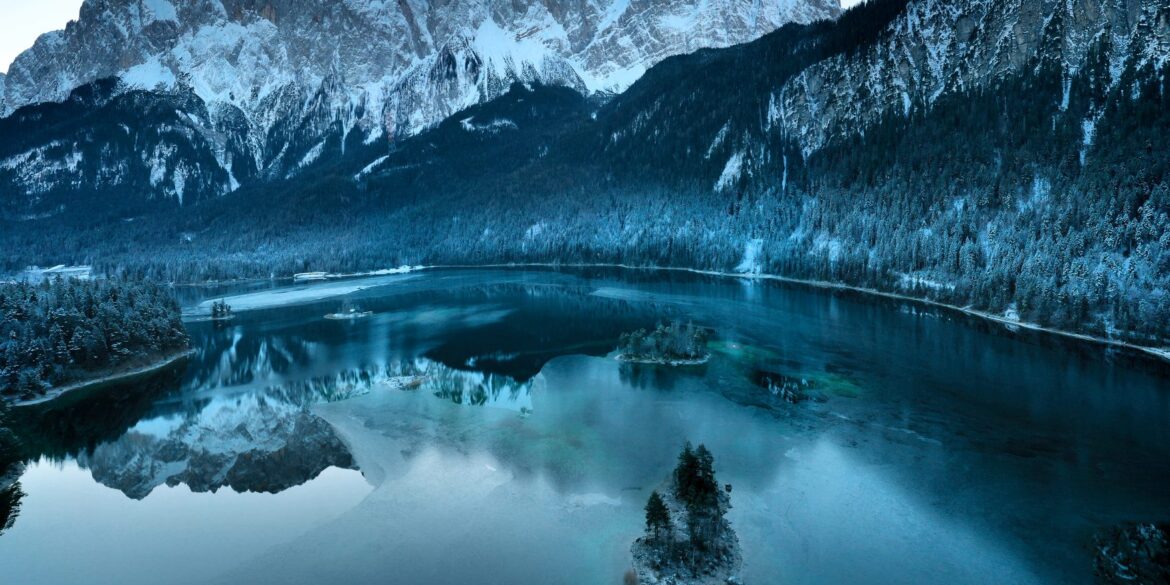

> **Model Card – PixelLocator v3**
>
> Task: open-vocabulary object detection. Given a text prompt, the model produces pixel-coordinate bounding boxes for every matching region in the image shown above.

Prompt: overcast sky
[1,0,869,74]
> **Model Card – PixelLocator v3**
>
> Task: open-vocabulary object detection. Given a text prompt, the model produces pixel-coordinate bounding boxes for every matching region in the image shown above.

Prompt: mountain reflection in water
[0,268,1167,585]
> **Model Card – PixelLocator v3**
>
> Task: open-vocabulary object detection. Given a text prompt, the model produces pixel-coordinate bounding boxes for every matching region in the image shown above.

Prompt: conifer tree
[644,491,671,544]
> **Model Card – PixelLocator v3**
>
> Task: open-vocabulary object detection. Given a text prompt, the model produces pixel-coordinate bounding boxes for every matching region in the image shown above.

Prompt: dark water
[1,268,1167,585]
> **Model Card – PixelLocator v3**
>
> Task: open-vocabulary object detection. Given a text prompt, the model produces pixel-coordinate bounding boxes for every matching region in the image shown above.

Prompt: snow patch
[172,163,188,205]
[1020,176,1050,212]
[736,239,765,274]
[143,0,178,23]
[524,222,546,240]
[715,151,746,192]
[472,19,562,82]
[812,234,844,263]
[597,0,631,31]
[897,272,956,292]
[705,123,731,159]
[460,116,517,133]
[781,154,788,193]
[1080,116,1098,165]
[298,142,326,170]
[354,155,390,180]
[1003,304,1021,321]
[121,57,177,91]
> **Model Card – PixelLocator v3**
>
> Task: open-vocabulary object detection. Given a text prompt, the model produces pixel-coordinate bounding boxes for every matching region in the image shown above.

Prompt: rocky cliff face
[596,0,1169,192]
[2,0,839,146]
[599,0,1165,189]
[2,1,841,120]
[0,0,838,211]
[771,0,1170,155]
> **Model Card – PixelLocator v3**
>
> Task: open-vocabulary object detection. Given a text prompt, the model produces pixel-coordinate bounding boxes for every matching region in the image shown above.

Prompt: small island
[325,300,373,320]
[753,370,816,404]
[209,299,234,322]
[184,298,235,324]
[0,278,190,403]
[618,321,710,365]
[632,442,742,585]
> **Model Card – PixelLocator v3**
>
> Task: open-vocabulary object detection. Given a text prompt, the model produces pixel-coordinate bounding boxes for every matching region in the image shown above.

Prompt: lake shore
[616,354,711,367]
[165,261,1169,366]
[8,349,194,408]
[425,262,1170,366]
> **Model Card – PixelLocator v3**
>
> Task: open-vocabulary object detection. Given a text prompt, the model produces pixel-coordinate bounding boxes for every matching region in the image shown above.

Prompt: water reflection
[0,475,20,537]
[0,268,1167,585]
[420,360,534,412]
[7,353,541,504]
[10,366,184,461]
[0,401,22,537]
[185,328,322,391]
[75,394,353,500]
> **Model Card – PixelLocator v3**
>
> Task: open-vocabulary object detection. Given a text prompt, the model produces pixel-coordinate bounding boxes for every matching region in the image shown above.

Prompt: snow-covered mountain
[2,0,1167,346]
[598,0,1170,190]
[2,0,842,121]
[0,0,838,199]
[770,0,1170,156]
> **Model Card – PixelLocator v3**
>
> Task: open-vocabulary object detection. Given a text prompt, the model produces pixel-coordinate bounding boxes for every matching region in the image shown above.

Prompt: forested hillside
[0,279,189,400]
[0,0,1167,346]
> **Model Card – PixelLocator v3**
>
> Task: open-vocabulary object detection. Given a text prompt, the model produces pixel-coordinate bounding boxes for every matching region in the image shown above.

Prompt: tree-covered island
[617,322,710,365]
[632,442,742,584]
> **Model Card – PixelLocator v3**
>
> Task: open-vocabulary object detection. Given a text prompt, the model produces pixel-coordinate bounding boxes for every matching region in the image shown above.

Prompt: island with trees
[632,442,742,584]
[210,299,234,322]
[325,300,373,320]
[617,322,710,365]
[752,370,817,404]
[0,278,190,402]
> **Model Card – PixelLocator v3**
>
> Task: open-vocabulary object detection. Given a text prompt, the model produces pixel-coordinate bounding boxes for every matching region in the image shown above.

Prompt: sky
[0,0,867,74]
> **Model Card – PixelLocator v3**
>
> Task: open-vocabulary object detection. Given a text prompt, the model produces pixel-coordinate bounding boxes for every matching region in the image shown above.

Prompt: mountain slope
[0,0,839,197]
[0,80,247,220]
[579,0,1170,339]
[2,0,1169,346]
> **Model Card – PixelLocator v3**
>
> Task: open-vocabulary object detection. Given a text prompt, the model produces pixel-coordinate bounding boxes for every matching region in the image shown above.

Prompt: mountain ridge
[1,0,1168,346]
[0,0,840,165]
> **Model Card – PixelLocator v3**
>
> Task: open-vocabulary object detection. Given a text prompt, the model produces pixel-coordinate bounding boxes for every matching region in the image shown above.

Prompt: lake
[1,268,1168,585]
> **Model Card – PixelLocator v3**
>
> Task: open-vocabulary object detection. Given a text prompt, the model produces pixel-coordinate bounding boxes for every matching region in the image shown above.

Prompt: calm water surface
[1,268,1167,585]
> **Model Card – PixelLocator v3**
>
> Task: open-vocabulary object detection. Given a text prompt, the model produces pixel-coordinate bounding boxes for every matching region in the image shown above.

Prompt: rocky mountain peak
[1,0,842,133]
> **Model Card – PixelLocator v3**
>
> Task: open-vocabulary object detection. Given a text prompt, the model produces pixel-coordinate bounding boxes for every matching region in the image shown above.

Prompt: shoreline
[9,349,194,408]
[615,353,711,367]
[171,261,1169,366]
[182,315,236,324]
[425,262,1170,366]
